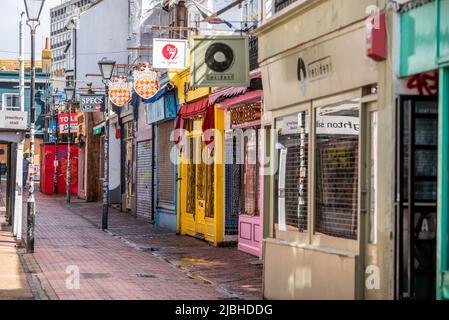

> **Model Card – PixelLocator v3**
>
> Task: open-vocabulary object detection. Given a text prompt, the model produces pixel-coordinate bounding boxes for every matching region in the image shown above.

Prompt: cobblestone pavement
[22,191,263,300]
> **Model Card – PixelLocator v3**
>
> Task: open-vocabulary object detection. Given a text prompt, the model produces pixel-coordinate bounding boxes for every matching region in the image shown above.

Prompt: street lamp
[98,57,116,230]
[52,92,60,195]
[64,86,75,204]
[24,0,45,254]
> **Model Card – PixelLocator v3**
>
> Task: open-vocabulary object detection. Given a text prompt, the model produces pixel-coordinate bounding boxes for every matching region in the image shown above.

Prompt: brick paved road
[23,192,262,300]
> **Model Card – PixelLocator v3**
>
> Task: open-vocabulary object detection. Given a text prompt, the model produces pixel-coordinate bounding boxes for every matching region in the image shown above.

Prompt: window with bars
[314,102,360,240]
[274,0,299,13]
[276,111,309,232]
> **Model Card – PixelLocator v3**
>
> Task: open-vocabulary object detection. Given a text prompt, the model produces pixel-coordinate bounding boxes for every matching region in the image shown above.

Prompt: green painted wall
[400,1,438,76]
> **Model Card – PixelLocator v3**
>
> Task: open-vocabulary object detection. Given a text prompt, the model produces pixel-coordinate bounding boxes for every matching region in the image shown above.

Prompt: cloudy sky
[0,0,62,60]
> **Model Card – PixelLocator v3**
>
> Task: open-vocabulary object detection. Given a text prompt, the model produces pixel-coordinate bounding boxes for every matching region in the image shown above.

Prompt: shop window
[242,129,259,216]
[276,111,309,232]
[314,100,360,240]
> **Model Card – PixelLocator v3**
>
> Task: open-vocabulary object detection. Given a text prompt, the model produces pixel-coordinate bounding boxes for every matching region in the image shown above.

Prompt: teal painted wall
[400,1,438,76]
[0,71,49,131]
[439,0,449,59]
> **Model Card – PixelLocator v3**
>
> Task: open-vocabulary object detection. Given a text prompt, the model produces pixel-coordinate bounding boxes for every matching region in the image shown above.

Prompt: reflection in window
[315,99,360,240]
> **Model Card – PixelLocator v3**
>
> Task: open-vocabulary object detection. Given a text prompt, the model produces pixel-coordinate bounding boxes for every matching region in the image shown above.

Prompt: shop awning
[93,122,105,135]
[178,97,211,118]
[217,89,263,109]
[142,86,170,104]
[209,87,248,106]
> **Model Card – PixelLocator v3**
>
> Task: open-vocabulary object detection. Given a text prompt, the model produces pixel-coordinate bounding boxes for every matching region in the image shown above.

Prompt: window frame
[1,93,20,111]
[270,89,369,252]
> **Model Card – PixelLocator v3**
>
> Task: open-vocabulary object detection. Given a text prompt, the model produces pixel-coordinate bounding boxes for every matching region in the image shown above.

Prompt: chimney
[41,37,52,73]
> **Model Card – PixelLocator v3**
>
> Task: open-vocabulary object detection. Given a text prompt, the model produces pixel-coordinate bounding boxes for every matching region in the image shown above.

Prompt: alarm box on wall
[191,35,250,87]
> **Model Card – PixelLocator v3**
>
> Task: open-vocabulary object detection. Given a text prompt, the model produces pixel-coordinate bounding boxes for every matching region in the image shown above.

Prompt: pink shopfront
[212,76,264,257]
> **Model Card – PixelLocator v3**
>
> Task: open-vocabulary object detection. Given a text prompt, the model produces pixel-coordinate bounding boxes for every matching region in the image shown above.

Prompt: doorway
[395,95,438,300]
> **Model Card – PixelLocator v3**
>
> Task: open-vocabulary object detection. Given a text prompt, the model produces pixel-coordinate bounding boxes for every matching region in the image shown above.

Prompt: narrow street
[17,189,262,300]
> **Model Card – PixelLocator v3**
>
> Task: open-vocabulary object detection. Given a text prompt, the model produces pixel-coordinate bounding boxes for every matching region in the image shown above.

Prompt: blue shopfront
[144,85,179,231]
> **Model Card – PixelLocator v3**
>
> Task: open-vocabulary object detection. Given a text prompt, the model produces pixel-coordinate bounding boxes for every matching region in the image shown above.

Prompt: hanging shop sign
[230,103,262,127]
[80,94,105,112]
[58,113,78,134]
[191,35,250,87]
[108,77,133,107]
[133,65,159,100]
[153,38,188,69]
[0,111,27,130]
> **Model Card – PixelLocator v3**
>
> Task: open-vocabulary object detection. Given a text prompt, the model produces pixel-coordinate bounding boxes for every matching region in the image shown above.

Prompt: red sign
[58,113,78,134]
[162,44,179,60]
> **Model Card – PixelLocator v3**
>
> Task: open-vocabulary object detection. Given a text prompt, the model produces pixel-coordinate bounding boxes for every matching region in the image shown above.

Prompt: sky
[0,0,61,60]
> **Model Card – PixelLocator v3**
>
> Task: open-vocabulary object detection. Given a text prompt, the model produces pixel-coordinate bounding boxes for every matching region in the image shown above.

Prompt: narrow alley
[16,188,262,300]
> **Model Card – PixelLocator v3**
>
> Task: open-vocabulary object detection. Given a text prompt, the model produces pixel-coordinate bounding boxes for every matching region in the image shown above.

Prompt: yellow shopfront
[170,68,225,245]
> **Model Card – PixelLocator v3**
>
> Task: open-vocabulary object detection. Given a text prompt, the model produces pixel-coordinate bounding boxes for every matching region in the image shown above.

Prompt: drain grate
[81,273,113,279]
[136,274,156,278]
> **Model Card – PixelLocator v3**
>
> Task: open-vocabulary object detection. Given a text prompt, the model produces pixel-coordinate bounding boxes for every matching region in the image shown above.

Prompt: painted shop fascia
[254,0,394,299]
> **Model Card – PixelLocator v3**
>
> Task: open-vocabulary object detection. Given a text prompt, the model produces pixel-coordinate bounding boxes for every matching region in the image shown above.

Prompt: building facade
[255,0,395,299]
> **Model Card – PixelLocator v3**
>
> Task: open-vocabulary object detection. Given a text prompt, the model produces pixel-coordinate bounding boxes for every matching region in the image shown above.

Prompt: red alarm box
[367,13,386,61]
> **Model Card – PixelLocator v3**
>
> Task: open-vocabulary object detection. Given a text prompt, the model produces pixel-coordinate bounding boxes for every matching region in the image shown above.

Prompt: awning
[178,97,211,118]
[209,87,247,106]
[142,86,170,104]
[217,89,263,109]
[93,122,105,135]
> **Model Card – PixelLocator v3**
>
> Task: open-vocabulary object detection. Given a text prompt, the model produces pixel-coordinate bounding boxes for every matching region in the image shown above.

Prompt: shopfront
[397,0,449,300]
[144,85,178,230]
[171,68,225,245]
[212,81,264,257]
[255,0,393,299]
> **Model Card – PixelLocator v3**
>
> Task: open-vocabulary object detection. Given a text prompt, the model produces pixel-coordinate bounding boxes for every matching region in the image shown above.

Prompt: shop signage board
[280,114,360,136]
[146,97,165,124]
[153,38,188,69]
[58,113,78,134]
[133,66,159,99]
[0,111,27,130]
[108,78,133,107]
[191,35,250,87]
[80,94,105,112]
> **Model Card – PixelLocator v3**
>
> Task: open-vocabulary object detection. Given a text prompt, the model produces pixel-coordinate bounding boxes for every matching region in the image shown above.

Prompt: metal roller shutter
[136,140,152,220]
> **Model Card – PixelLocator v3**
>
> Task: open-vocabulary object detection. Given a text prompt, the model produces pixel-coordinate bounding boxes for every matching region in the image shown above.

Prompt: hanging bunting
[108,77,133,107]
[133,65,159,100]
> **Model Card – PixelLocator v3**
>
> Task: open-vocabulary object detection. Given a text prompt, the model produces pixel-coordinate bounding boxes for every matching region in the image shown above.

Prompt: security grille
[277,133,308,231]
[157,121,175,205]
[136,140,152,220]
[315,137,358,239]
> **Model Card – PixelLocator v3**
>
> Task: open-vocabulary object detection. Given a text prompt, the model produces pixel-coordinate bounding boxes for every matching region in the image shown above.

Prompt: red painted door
[57,145,78,195]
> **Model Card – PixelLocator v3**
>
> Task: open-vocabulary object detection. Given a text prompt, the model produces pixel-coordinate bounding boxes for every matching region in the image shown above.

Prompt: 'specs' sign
[80,94,105,112]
